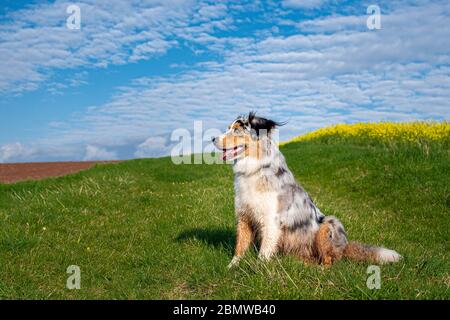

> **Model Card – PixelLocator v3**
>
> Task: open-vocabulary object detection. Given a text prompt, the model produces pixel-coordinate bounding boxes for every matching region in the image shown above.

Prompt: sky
[0,0,449,162]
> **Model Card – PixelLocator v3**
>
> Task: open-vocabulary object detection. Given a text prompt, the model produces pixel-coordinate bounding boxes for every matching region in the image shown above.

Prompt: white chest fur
[234,174,279,224]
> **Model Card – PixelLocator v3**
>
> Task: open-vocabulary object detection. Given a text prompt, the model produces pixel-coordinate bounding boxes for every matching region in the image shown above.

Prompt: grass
[0,124,449,299]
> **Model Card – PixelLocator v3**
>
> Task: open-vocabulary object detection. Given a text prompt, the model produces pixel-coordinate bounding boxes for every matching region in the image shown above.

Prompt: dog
[213,112,402,268]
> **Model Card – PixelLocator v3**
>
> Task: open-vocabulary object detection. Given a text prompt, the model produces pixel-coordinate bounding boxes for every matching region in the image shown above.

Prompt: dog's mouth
[221,145,245,161]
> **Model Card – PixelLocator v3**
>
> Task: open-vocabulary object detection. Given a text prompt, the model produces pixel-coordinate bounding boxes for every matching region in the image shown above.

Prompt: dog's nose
[211,137,216,142]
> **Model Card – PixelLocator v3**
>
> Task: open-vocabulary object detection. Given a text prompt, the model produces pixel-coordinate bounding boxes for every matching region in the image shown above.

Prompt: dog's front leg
[228,217,253,269]
[258,217,280,261]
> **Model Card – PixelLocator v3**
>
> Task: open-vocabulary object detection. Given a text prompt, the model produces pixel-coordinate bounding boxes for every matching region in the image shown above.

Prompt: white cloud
[0,0,232,94]
[1,1,449,162]
[0,143,35,163]
[282,0,325,9]
[83,145,117,161]
[134,136,171,158]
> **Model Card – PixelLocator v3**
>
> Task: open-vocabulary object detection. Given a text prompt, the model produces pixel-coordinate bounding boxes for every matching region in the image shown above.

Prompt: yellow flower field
[284,121,450,145]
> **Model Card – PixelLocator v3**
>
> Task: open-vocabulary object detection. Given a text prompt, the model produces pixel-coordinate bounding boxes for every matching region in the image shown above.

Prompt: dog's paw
[227,256,240,269]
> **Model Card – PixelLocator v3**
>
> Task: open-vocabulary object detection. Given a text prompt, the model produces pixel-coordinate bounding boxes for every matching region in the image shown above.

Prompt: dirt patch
[0,161,119,184]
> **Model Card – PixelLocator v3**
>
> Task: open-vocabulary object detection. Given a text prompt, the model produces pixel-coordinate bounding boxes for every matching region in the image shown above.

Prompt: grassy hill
[0,122,449,299]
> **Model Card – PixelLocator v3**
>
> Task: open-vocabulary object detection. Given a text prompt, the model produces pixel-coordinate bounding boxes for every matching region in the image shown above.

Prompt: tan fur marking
[246,139,262,160]
[231,122,243,129]
[235,216,254,257]
[343,241,378,262]
[220,134,246,150]
[315,224,380,265]
[216,124,262,161]
[314,223,345,266]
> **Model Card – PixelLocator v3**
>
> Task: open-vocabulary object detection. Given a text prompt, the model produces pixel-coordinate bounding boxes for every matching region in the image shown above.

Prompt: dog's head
[213,112,283,161]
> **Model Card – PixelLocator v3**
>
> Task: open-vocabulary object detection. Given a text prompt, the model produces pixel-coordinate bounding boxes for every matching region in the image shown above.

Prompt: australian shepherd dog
[213,112,401,268]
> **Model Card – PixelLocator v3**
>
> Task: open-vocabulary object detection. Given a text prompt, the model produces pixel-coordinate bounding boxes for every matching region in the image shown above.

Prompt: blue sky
[1,0,449,162]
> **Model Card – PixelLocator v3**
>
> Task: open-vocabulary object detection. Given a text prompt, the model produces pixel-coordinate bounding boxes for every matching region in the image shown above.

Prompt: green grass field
[0,131,449,299]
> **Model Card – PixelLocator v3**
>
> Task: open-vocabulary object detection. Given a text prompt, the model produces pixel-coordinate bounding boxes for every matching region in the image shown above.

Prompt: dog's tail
[318,216,402,264]
[343,241,402,264]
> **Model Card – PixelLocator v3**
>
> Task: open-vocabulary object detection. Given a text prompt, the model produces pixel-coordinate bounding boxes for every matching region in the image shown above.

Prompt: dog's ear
[247,111,285,135]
